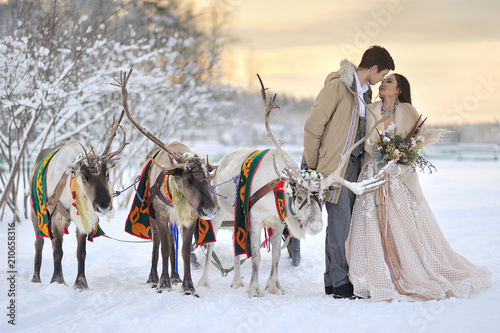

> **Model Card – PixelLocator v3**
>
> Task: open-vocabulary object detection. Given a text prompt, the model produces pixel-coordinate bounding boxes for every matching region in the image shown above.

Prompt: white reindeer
[30,109,126,290]
[198,75,394,297]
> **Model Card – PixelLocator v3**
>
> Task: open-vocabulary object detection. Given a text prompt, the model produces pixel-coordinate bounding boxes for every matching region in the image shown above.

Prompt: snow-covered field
[1,159,499,333]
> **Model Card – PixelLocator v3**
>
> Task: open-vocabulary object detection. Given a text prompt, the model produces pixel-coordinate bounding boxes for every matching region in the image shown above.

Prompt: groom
[302,46,394,299]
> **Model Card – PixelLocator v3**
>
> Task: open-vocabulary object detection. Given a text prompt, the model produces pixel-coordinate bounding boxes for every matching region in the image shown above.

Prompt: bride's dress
[348,157,492,302]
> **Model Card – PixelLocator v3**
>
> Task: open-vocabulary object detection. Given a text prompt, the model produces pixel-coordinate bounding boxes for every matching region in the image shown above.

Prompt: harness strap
[248,179,280,210]
[55,201,71,220]
[149,170,173,207]
[46,173,69,216]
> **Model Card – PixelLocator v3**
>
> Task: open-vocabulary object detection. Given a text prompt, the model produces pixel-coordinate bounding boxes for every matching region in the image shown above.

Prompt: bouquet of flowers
[370,115,437,173]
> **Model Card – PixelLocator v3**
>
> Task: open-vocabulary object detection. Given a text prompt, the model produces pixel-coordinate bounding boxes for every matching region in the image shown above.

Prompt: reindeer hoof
[183,289,200,298]
[267,288,285,295]
[198,277,211,288]
[246,286,264,298]
[50,275,66,286]
[182,282,199,297]
[74,278,89,291]
[146,274,159,286]
[156,286,173,293]
[171,272,182,285]
[265,281,284,295]
[231,277,244,289]
[157,279,172,293]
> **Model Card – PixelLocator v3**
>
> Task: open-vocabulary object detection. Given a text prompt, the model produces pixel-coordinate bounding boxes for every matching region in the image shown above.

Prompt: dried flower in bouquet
[371,115,437,173]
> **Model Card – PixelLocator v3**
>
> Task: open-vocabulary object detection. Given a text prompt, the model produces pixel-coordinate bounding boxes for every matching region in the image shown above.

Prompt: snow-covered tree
[0,0,233,220]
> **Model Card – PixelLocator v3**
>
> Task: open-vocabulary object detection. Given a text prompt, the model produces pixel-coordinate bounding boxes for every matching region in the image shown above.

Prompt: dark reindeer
[30,104,127,290]
[116,70,217,296]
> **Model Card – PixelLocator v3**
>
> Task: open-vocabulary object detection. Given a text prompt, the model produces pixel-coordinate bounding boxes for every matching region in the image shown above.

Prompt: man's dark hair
[358,45,395,72]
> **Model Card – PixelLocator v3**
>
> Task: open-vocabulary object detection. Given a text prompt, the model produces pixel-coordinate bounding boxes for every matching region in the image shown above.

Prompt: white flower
[299,169,324,180]
[286,184,294,196]
[74,152,85,162]
[410,137,417,147]
[386,122,396,133]
[182,152,197,159]
[383,136,391,143]
[417,135,425,143]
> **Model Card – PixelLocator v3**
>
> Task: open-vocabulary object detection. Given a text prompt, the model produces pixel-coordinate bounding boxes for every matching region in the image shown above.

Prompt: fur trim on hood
[324,60,356,88]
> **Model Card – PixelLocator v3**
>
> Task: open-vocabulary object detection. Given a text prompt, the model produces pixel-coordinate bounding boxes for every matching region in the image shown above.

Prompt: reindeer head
[270,153,323,238]
[285,169,325,237]
[65,120,127,216]
[164,153,217,220]
[115,69,217,221]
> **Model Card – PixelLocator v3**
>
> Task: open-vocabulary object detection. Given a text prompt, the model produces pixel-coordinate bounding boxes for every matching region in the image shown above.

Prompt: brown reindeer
[116,70,217,296]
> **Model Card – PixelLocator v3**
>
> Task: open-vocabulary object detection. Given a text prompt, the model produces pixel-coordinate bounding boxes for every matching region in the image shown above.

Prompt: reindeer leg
[247,223,263,297]
[181,222,198,297]
[169,227,182,285]
[157,219,172,293]
[231,253,245,289]
[198,242,213,288]
[266,225,285,295]
[74,228,89,290]
[31,213,43,283]
[32,237,44,283]
[49,215,67,285]
[146,222,159,287]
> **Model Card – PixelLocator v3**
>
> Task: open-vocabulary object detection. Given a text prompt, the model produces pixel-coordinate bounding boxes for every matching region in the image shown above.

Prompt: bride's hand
[386,163,401,176]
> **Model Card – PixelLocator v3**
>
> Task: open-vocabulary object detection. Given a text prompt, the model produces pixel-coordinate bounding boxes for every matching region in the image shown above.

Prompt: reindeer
[116,70,217,296]
[30,108,127,290]
[198,75,394,297]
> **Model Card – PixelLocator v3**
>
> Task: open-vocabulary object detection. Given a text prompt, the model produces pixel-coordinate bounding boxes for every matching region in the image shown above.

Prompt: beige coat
[362,101,433,204]
[303,60,371,203]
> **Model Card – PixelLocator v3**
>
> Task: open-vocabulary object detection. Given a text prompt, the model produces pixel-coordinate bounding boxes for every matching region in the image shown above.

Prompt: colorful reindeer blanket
[234,149,271,257]
[31,145,104,241]
[124,156,154,239]
[125,155,216,246]
[233,150,291,257]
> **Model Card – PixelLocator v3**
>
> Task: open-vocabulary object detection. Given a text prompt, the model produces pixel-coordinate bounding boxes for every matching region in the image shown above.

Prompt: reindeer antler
[101,72,130,161]
[113,69,185,166]
[105,124,127,161]
[257,74,302,183]
[101,111,125,157]
[320,95,394,195]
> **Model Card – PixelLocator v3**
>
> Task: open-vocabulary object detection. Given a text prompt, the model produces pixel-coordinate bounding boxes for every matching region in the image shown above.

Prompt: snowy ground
[1,159,499,333]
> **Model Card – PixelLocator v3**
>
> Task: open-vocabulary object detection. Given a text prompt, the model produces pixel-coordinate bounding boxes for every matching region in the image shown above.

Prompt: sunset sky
[198,0,500,125]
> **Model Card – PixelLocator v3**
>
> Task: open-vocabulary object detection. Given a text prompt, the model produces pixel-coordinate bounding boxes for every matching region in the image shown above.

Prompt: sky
[197,0,500,125]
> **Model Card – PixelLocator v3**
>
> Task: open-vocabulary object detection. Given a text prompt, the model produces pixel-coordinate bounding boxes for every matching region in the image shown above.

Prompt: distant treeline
[184,91,499,146]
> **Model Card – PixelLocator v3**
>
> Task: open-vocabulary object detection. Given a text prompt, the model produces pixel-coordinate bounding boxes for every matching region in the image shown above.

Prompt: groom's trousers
[324,115,365,289]
[324,154,361,288]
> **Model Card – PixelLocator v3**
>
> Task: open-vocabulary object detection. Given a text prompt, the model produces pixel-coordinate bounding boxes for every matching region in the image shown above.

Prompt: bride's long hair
[380,73,412,104]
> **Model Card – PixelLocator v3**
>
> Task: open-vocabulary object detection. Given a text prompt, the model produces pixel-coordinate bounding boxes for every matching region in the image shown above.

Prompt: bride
[348,73,492,301]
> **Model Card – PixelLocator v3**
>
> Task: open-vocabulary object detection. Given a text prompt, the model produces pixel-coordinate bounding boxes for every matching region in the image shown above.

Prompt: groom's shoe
[327,282,362,300]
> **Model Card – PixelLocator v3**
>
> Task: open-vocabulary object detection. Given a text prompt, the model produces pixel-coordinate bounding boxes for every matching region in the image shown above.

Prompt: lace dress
[348,157,492,302]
